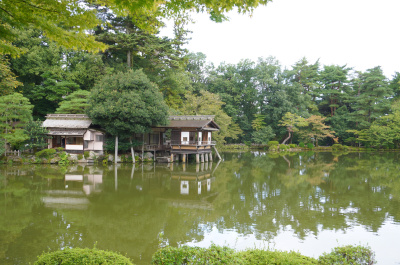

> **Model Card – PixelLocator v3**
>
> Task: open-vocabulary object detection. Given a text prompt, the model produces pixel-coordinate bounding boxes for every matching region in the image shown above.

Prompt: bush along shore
[34,244,376,265]
[2,142,397,165]
[220,141,399,153]
[0,147,156,165]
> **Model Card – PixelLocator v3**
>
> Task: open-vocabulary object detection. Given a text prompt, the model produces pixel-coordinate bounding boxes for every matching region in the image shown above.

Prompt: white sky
[160,0,400,78]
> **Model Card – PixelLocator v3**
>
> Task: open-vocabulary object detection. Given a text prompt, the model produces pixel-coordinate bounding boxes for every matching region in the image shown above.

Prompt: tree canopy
[0,0,271,57]
[87,69,169,137]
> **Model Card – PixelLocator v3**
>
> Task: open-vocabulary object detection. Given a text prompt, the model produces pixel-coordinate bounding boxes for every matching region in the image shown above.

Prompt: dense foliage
[152,244,375,264]
[34,247,134,265]
[0,0,398,149]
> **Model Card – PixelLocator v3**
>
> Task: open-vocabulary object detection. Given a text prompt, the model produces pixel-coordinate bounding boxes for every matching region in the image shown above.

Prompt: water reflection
[1,152,400,264]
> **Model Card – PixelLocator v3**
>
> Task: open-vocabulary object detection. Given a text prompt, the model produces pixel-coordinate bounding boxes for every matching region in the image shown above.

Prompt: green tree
[299,115,336,146]
[56,90,90,114]
[251,126,275,145]
[285,57,320,109]
[278,112,307,145]
[0,0,106,57]
[10,29,94,118]
[23,120,50,152]
[0,57,22,96]
[317,65,350,117]
[181,90,242,145]
[348,67,392,130]
[87,69,169,163]
[0,93,33,152]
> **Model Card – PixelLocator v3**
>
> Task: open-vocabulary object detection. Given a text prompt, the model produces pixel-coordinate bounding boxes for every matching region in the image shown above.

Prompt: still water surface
[1,152,400,264]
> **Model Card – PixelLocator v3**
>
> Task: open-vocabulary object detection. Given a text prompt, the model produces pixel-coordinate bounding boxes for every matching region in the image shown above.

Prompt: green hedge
[152,244,374,265]
[35,248,134,265]
[237,249,317,264]
[152,245,240,265]
[318,245,375,265]
[279,144,289,151]
[268,141,279,146]
[151,245,317,265]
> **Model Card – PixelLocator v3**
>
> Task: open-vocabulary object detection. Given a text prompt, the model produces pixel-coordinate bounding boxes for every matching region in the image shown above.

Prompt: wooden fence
[5,150,21,156]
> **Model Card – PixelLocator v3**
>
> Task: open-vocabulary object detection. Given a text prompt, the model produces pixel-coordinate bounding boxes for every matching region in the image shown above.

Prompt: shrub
[77,154,83,160]
[332,144,344,151]
[269,145,279,151]
[152,245,241,265]
[238,249,317,265]
[319,245,375,265]
[84,151,90,159]
[56,147,65,152]
[35,149,56,158]
[299,142,305,148]
[289,144,297,148]
[279,144,289,151]
[34,247,134,265]
[306,143,314,149]
[58,152,69,166]
[152,246,318,265]
[268,141,279,146]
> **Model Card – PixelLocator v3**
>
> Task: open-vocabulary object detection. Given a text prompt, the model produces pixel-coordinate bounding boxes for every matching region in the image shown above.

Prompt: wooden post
[115,136,118,164]
[201,154,204,163]
[182,154,186,163]
[196,154,200,163]
[209,152,213,162]
[213,146,222,160]
[205,153,208,162]
[170,153,174,163]
[129,137,135,163]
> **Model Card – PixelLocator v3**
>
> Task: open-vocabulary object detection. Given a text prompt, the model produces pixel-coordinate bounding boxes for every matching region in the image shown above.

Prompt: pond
[1,152,400,264]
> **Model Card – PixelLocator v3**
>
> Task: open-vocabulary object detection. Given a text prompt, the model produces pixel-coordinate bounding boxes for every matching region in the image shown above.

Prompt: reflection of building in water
[157,161,219,210]
[41,167,103,209]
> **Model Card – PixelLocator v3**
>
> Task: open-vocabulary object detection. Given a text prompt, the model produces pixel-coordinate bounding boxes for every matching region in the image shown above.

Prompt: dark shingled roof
[159,115,220,130]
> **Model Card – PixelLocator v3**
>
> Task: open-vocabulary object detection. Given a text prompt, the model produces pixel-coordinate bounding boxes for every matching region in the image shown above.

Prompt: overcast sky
[160,0,400,78]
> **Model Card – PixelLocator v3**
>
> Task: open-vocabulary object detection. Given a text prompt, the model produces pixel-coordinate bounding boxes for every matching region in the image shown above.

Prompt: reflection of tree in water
[1,152,400,264]
[209,152,400,241]
[0,169,74,265]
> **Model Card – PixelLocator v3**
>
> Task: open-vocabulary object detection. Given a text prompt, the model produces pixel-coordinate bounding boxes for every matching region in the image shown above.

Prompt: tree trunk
[114,135,118,165]
[281,129,292,145]
[129,137,135,163]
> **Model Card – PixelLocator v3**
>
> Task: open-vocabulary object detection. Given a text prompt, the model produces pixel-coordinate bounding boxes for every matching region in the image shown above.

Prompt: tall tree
[87,69,169,163]
[0,93,33,152]
[318,65,350,117]
[348,67,393,130]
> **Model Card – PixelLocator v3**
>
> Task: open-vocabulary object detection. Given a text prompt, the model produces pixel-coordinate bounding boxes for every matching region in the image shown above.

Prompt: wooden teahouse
[133,115,221,162]
[42,114,105,154]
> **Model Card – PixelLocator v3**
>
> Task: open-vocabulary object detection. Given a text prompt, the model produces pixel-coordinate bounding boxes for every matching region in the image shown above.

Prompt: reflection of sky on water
[187,220,400,264]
